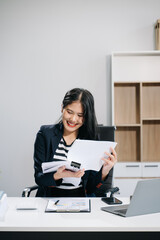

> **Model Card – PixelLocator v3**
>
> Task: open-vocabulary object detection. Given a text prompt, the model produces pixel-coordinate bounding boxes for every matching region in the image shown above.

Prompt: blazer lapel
[51,124,63,155]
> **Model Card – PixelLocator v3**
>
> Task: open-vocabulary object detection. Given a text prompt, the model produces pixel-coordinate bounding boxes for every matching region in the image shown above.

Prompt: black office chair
[22,185,38,197]
[94,125,116,197]
[22,125,116,197]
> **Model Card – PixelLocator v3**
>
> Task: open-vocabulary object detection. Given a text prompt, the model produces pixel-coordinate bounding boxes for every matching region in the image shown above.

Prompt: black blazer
[34,123,106,197]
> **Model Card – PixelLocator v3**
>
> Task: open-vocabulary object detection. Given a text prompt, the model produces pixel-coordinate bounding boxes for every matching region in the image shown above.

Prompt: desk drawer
[142,162,160,177]
[114,162,142,177]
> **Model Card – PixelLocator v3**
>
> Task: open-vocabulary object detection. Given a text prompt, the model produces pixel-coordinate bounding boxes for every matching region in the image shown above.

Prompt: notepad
[45,198,91,213]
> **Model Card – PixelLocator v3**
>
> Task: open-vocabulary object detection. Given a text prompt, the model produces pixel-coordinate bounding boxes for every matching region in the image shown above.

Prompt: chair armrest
[22,185,38,197]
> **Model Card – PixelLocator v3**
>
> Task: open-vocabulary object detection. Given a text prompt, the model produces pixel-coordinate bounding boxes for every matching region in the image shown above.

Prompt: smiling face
[62,101,84,136]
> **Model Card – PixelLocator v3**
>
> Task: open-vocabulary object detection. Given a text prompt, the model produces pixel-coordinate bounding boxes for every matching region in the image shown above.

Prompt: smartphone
[101,197,122,205]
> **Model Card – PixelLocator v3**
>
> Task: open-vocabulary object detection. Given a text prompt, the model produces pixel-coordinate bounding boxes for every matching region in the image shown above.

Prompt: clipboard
[45,198,91,213]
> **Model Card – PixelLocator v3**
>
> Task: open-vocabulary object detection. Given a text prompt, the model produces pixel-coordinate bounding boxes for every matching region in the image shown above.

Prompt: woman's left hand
[101,147,117,181]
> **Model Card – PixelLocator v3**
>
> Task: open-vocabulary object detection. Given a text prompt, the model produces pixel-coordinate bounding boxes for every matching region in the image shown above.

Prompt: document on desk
[67,139,117,171]
[45,198,91,212]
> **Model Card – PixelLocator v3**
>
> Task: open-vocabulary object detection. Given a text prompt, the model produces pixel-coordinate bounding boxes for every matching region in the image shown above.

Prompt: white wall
[0,0,160,196]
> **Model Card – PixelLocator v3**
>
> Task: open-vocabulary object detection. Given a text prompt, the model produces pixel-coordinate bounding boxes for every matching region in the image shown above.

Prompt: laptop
[101,179,160,217]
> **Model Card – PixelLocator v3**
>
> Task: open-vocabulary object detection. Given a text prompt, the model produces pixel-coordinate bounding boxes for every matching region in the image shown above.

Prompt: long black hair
[60,88,98,140]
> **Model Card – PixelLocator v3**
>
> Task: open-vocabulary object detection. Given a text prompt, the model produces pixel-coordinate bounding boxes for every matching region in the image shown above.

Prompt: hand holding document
[67,139,117,171]
[42,140,117,173]
[42,160,82,174]
[42,159,83,187]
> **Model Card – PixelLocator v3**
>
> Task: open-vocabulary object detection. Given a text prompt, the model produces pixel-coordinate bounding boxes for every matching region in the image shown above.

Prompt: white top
[1,197,160,232]
[53,138,82,189]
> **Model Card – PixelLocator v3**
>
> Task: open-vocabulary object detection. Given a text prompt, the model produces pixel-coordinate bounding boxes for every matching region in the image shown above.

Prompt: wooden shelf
[116,124,141,127]
[115,126,140,162]
[142,120,160,162]
[142,82,160,119]
[142,118,160,121]
[114,83,140,125]
[112,52,160,164]
[112,51,160,57]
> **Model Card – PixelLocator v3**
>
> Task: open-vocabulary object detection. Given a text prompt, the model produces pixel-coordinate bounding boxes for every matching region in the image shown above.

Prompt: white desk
[0,197,160,239]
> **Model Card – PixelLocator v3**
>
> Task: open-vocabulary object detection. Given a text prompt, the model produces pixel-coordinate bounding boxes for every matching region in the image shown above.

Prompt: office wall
[0,0,160,196]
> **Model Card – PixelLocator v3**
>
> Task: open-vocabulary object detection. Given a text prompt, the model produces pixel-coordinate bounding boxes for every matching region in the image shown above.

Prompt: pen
[54,200,59,205]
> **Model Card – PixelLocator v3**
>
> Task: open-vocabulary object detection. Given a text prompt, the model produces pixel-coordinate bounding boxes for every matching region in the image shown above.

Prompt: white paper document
[42,161,81,174]
[68,139,117,171]
[42,140,117,174]
[42,160,82,187]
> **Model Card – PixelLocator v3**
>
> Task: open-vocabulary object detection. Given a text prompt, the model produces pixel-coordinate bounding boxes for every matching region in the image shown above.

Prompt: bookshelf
[112,51,160,196]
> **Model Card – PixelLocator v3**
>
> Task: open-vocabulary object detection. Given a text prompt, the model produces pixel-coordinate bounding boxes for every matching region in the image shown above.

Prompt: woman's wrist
[102,171,109,181]
[53,172,61,181]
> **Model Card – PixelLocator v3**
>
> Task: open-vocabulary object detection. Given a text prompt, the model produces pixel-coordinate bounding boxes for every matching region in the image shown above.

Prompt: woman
[34,88,117,197]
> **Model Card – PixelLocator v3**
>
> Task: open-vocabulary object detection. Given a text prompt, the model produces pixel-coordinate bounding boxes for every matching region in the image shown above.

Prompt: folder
[45,198,91,213]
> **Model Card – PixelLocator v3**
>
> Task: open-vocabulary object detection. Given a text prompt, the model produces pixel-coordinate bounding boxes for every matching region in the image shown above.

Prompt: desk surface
[1,197,160,232]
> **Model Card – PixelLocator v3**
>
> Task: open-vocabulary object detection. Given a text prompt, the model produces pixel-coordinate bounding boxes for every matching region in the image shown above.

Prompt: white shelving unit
[112,51,160,197]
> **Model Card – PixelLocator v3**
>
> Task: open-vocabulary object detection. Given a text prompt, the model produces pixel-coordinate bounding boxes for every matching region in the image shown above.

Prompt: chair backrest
[97,125,116,142]
[94,125,116,197]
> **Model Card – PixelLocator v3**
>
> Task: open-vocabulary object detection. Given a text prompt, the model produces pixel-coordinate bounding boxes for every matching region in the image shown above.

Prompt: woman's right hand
[53,166,85,180]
